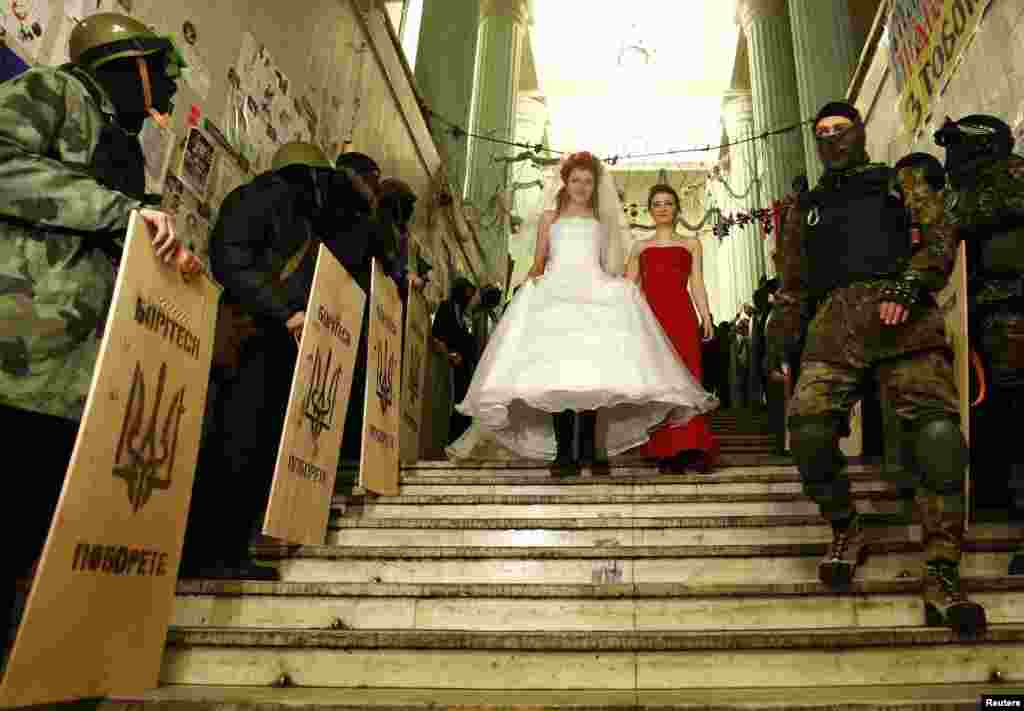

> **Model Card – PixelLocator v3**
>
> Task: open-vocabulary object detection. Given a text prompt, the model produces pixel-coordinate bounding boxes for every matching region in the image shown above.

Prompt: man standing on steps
[180,141,373,580]
[933,114,1024,576]
[765,101,986,635]
[0,13,193,627]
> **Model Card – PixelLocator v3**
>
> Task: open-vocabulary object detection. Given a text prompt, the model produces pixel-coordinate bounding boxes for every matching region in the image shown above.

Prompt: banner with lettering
[889,0,993,137]
[399,288,429,463]
[359,259,403,496]
[0,213,219,708]
[262,246,365,544]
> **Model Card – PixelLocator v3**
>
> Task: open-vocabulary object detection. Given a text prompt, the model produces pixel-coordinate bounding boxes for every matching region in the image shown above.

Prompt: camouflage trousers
[788,349,962,524]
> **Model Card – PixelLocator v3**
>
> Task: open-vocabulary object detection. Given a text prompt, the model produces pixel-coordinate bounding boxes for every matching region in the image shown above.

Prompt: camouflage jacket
[949,155,1024,305]
[0,67,144,421]
[767,161,957,365]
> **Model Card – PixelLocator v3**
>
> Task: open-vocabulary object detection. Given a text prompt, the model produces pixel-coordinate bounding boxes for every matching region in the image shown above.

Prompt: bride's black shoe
[579,410,610,475]
[550,410,579,477]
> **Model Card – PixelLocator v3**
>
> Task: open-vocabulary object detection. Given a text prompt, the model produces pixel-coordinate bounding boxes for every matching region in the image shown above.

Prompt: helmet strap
[136,57,170,129]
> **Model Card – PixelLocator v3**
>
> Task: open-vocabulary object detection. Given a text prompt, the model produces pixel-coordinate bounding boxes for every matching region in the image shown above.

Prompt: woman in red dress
[626,184,719,473]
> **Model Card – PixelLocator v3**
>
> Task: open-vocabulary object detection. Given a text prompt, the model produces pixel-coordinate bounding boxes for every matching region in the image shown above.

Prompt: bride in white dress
[456,151,717,475]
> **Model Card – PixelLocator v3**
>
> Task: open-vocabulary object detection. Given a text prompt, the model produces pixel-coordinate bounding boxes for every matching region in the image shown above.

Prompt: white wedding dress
[456,216,718,459]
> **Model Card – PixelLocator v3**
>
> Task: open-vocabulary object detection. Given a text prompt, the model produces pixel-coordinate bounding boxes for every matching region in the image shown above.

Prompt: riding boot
[579,409,610,475]
[550,410,578,477]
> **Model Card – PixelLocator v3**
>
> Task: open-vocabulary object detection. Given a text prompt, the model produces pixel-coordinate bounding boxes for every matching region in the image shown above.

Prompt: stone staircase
[106,409,1024,709]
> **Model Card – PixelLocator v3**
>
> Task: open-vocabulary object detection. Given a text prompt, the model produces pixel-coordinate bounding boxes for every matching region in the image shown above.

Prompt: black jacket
[432,299,477,367]
[209,172,317,325]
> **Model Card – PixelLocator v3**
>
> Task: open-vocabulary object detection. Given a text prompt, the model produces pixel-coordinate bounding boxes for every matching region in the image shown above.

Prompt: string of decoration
[711,194,797,240]
[424,107,816,166]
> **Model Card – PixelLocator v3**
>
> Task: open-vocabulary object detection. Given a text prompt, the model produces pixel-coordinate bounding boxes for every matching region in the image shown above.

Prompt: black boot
[579,410,610,475]
[550,410,578,477]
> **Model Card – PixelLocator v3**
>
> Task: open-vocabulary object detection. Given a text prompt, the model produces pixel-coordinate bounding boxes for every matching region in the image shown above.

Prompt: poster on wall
[140,118,174,194]
[175,18,212,100]
[0,0,53,64]
[222,31,305,175]
[207,147,248,216]
[162,174,213,264]
[888,0,994,138]
[179,127,217,200]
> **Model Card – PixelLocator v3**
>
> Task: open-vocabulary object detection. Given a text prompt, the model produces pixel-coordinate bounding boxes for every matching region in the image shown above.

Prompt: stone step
[401,461,862,481]
[158,625,1024,689]
[332,490,906,520]
[250,544,1013,585]
[398,465,862,484]
[103,682,1021,710]
[172,577,1024,632]
[393,478,889,497]
[400,453,798,472]
[322,522,1016,549]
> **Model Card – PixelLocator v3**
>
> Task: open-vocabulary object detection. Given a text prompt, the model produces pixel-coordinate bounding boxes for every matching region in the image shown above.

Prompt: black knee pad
[790,419,845,480]
[905,418,967,494]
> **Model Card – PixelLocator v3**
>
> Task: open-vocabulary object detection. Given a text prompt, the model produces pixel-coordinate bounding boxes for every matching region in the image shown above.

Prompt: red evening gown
[638,245,719,467]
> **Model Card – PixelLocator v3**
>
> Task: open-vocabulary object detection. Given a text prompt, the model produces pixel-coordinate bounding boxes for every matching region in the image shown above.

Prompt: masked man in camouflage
[934,114,1024,576]
[766,101,985,635]
[0,13,191,626]
[180,141,373,580]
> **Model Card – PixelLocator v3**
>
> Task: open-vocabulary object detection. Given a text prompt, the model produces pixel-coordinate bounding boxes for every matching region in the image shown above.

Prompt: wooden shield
[262,245,365,544]
[937,242,971,525]
[0,212,219,707]
[399,289,429,463]
[359,259,404,496]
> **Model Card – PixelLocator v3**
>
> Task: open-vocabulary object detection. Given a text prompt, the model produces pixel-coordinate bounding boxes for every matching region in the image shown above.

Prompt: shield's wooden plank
[262,245,365,544]
[359,259,403,496]
[0,212,219,707]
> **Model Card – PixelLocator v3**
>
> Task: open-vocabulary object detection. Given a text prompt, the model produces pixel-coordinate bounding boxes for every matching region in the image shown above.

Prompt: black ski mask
[451,278,476,311]
[93,52,178,133]
[934,114,1014,189]
[814,101,868,174]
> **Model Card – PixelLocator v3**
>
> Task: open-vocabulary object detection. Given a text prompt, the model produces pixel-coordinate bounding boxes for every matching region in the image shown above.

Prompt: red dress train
[637,245,719,465]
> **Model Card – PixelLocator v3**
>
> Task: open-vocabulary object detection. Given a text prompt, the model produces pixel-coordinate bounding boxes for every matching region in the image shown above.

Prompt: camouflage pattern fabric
[790,352,961,522]
[0,67,143,420]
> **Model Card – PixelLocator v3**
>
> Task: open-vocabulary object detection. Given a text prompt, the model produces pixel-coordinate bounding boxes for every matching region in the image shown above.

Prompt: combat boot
[916,493,987,635]
[818,513,866,587]
[550,410,578,477]
[578,410,610,475]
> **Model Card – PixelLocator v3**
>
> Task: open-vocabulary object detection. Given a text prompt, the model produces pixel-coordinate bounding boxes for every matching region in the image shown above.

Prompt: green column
[739,0,806,207]
[722,89,766,306]
[415,0,480,193]
[463,0,528,283]
[788,0,858,187]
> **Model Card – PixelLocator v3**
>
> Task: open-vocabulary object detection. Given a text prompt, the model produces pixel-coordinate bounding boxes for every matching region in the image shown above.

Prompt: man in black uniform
[180,141,371,579]
[767,101,985,634]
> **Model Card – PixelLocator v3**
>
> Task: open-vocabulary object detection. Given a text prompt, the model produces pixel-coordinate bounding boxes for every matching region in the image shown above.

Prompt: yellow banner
[892,0,992,137]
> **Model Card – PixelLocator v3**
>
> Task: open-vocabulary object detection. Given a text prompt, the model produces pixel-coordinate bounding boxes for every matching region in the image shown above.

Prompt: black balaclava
[814,101,868,174]
[451,277,476,311]
[893,152,946,191]
[934,114,1014,189]
[93,53,177,134]
[336,152,381,197]
[379,179,417,230]
[479,285,502,311]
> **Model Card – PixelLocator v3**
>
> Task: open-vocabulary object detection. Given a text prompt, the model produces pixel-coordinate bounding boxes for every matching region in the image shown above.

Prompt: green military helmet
[69,13,183,75]
[272,141,332,172]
